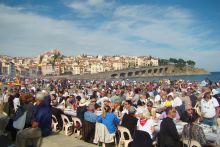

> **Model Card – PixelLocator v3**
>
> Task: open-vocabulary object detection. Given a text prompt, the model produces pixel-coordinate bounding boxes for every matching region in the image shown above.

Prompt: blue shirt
[97,112,120,134]
[84,111,97,123]
[34,104,52,137]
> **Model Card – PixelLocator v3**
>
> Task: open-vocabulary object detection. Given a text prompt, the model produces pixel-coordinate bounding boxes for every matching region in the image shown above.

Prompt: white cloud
[0,4,219,71]
[66,0,114,17]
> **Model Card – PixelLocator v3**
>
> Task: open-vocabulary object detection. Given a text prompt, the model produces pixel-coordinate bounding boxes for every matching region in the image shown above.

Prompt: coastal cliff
[68,65,209,80]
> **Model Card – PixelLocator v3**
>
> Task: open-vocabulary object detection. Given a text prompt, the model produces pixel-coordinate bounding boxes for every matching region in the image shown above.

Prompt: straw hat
[79,98,90,107]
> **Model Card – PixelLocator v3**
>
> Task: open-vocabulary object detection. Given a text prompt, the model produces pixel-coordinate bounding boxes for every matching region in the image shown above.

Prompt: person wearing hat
[201,89,219,126]
[76,98,90,121]
[121,106,138,137]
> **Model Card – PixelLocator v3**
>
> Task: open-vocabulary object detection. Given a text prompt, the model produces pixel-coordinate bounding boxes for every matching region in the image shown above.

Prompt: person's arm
[113,114,120,125]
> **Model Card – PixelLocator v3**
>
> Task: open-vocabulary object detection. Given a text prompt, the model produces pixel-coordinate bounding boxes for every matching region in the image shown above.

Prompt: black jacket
[159,117,181,147]
[121,113,138,137]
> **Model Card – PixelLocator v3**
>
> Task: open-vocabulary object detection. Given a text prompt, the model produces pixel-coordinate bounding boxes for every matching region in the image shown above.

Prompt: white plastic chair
[72,117,82,138]
[182,139,202,147]
[61,114,73,136]
[51,115,59,132]
[194,102,201,116]
[117,126,133,147]
[217,118,220,127]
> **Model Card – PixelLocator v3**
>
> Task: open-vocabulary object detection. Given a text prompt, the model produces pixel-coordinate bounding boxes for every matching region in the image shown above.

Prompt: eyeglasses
[147,105,153,107]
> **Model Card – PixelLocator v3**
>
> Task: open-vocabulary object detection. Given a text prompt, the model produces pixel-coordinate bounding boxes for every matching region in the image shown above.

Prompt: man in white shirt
[201,89,219,126]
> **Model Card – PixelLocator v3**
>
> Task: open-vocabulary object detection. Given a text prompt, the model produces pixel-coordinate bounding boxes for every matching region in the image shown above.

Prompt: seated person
[83,104,97,143]
[121,106,138,137]
[97,105,120,134]
[136,111,155,139]
[182,111,207,146]
[15,92,52,147]
[84,104,97,123]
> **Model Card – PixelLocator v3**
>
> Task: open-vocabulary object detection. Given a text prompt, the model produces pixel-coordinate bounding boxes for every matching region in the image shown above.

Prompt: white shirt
[201,97,219,118]
[171,97,183,107]
[13,97,20,112]
[154,95,161,102]
[137,118,155,138]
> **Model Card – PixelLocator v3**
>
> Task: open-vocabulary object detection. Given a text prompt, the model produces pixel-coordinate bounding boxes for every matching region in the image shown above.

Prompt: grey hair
[87,104,95,111]
[36,92,45,101]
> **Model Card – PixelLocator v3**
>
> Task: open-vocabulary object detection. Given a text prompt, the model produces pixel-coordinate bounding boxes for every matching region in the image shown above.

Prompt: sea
[127,72,220,82]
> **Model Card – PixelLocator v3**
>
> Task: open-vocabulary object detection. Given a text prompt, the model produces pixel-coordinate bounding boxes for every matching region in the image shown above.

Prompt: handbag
[13,111,27,130]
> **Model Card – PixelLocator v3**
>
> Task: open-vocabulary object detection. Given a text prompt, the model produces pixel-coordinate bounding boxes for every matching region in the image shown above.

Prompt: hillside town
[0,49,159,77]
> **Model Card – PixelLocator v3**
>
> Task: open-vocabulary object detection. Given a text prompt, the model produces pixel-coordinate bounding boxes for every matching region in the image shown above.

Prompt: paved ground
[41,132,98,147]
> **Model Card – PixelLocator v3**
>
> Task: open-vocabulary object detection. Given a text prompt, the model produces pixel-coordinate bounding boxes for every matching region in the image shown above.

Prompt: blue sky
[0,0,219,71]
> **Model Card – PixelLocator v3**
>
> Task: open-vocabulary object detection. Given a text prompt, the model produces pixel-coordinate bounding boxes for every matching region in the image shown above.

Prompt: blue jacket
[97,112,120,134]
[34,103,52,137]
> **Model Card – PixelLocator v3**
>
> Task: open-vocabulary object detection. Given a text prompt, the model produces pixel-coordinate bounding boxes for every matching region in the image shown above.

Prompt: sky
[0,0,219,71]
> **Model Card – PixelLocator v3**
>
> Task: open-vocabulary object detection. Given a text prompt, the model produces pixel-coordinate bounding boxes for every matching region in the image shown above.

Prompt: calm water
[129,72,220,82]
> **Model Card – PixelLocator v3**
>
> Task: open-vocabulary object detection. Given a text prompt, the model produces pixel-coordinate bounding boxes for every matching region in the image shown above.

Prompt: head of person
[20,93,33,105]
[87,104,95,112]
[140,110,151,120]
[165,107,176,119]
[124,100,132,110]
[189,111,200,124]
[90,96,97,104]
[102,105,111,118]
[185,104,193,115]
[203,89,211,100]
[140,92,146,100]
[35,92,45,105]
[103,97,111,107]
[167,95,173,101]
[147,101,153,111]
[128,106,136,116]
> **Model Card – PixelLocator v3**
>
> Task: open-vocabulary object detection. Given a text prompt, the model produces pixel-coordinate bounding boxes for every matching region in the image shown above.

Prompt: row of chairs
[52,115,202,147]
[51,114,82,137]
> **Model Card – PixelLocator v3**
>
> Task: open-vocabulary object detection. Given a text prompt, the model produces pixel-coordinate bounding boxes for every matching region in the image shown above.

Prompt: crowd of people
[0,77,220,147]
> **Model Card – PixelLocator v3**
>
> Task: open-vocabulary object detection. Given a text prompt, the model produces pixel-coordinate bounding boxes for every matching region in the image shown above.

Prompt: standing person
[201,89,219,126]
[159,107,181,147]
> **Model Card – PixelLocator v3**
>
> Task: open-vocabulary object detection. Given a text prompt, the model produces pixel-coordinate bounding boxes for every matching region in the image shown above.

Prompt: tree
[176,58,186,67]
[169,58,178,64]
[187,60,196,67]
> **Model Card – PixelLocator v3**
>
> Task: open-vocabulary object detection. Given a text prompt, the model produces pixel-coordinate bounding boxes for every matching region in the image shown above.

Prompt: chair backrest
[61,114,72,125]
[52,115,58,123]
[72,117,82,128]
[118,126,132,140]
[194,102,201,116]
[217,118,220,127]
[182,139,202,147]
